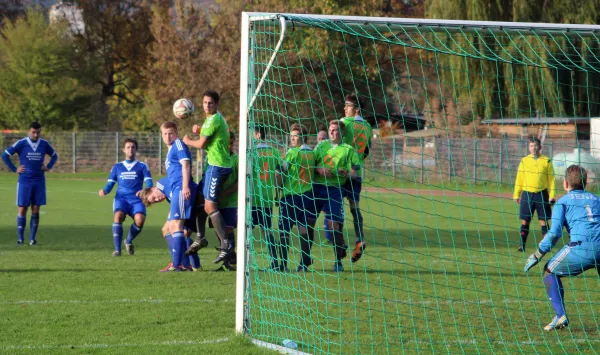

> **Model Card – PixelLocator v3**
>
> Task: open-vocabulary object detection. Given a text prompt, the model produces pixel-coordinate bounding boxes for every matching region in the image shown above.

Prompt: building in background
[49,1,84,35]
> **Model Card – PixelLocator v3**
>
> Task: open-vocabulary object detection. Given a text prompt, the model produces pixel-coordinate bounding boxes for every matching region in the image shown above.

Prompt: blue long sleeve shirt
[538,189,600,253]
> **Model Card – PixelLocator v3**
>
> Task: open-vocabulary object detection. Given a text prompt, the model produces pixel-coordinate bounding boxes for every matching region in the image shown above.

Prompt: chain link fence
[2,132,598,186]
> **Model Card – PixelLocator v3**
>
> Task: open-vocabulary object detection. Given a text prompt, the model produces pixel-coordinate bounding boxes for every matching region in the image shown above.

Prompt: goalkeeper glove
[524,250,546,272]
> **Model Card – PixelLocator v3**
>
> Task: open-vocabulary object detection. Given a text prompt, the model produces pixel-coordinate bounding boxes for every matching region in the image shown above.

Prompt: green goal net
[238,14,600,355]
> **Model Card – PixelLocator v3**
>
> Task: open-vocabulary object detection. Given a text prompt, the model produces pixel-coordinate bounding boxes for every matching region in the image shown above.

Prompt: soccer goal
[236,13,600,355]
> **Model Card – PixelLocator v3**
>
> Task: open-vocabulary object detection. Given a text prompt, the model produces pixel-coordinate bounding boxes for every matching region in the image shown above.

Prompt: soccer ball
[173,98,194,119]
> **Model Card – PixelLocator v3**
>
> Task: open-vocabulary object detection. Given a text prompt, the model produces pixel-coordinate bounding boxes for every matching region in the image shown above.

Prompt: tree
[0,8,96,130]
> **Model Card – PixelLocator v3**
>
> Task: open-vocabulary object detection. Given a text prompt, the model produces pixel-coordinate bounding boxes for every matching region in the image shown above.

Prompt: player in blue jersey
[98,138,153,256]
[139,177,202,271]
[161,121,194,271]
[2,121,58,245]
[524,165,600,331]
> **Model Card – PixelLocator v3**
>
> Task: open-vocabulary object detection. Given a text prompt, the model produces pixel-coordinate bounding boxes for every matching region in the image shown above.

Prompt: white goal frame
[235,12,600,352]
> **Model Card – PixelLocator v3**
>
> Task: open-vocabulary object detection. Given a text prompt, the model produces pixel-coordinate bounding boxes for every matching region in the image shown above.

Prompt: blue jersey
[107,160,152,201]
[539,189,600,253]
[4,137,57,182]
[165,139,192,192]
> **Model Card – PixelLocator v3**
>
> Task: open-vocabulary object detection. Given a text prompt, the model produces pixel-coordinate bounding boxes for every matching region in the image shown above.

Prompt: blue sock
[17,215,26,242]
[186,237,201,269]
[324,218,333,242]
[112,223,123,252]
[544,274,566,317]
[164,233,174,263]
[172,231,186,267]
[126,223,142,244]
[29,214,39,241]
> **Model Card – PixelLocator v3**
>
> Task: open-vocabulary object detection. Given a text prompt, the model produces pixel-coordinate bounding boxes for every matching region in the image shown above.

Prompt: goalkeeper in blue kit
[524,165,600,331]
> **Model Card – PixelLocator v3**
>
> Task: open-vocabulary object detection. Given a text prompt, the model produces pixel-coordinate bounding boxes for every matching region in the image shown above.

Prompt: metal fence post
[392,137,396,178]
[499,138,504,184]
[420,138,424,184]
[158,132,163,176]
[474,139,478,184]
[72,132,76,173]
[115,132,119,163]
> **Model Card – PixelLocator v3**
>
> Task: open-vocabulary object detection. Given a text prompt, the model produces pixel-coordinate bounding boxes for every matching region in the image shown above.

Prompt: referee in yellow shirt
[513,137,556,252]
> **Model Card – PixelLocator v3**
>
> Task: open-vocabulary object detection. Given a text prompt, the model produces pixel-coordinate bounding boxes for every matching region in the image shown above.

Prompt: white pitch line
[2,298,233,305]
[0,337,230,351]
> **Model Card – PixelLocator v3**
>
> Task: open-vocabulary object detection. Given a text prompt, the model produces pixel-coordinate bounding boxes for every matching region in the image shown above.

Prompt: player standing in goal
[2,121,58,246]
[98,138,153,256]
[183,90,234,263]
[314,120,361,272]
[513,137,556,252]
[251,125,282,271]
[524,165,600,331]
[276,123,316,272]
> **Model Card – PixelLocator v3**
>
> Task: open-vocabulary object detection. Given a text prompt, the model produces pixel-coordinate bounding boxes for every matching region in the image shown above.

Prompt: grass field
[1,172,599,355]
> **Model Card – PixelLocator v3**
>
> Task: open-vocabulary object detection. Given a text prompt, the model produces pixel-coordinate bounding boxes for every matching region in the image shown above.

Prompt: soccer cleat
[337,244,348,260]
[159,262,173,272]
[16,240,24,246]
[185,237,208,256]
[185,265,194,272]
[112,251,121,257]
[544,315,569,331]
[192,266,203,272]
[296,265,309,272]
[214,247,234,264]
[29,240,37,246]
[333,262,344,272]
[351,241,366,263]
[517,246,525,252]
[125,243,135,256]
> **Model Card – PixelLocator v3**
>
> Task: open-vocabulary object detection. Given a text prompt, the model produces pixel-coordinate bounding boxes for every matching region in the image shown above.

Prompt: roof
[481,117,590,125]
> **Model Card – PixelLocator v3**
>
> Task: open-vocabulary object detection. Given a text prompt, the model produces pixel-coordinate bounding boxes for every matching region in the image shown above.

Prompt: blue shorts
[279,191,315,232]
[202,165,233,203]
[312,184,344,223]
[341,178,362,202]
[252,207,272,229]
[544,241,600,277]
[16,180,46,207]
[519,190,552,221]
[168,186,193,221]
[113,198,146,218]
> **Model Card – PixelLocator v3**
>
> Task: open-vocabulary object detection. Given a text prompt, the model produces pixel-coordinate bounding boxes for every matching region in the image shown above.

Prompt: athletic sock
[350,207,364,244]
[17,215,26,242]
[126,223,142,244]
[544,274,566,317]
[164,233,174,262]
[324,218,333,242]
[208,211,228,249]
[29,214,39,241]
[112,222,123,252]
[279,232,290,269]
[299,233,312,266]
[265,232,278,268]
[186,237,201,268]
[172,231,186,267]
[520,225,530,247]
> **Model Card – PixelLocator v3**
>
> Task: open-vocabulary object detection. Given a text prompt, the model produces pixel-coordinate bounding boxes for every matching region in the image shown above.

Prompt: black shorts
[519,190,552,221]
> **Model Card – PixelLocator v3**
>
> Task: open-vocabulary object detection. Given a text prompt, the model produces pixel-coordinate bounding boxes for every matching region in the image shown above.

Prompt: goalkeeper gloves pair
[524,250,546,272]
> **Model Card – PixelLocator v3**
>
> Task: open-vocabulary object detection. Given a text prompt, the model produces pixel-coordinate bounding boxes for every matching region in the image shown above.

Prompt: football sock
[172,231,186,267]
[17,215,26,241]
[208,211,228,249]
[186,237,201,268]
[126,223,142,244]
[350,208,364,243]
[29,214,39,241]
[299,233,312,266]
[333,228,346,262]
[541,224,549,236]
[112,222,123,252]
[520,225,529,247]
[195,205,207,240]
[164,233,174,262]
[324,218,333,242]
[544,274,566,317]
[265,232,278,267]
[279,232,290,269]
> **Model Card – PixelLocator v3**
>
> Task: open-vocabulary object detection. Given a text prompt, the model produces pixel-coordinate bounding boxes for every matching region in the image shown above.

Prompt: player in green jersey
[276,123,317,272]
[183,90,234,263]
[313,120,361,272]
[251,124,283,270]
[340,93,371,262]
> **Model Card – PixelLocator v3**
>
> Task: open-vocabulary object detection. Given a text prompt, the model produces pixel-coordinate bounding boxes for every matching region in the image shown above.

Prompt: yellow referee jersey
[513,154,556,200]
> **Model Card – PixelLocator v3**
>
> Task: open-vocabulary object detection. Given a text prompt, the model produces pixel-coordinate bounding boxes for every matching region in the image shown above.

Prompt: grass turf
[0,173,598,354]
